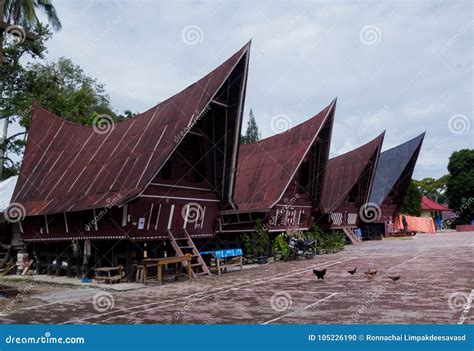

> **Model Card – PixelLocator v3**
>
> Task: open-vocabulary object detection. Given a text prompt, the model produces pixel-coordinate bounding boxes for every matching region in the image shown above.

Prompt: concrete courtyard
[0,231,473,324]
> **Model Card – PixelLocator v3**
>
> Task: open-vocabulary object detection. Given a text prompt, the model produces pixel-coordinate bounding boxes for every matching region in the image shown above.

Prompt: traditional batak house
[362,133,425,238]
[9,43,251,278]
[219,99,337,235]
[319,132,385,243]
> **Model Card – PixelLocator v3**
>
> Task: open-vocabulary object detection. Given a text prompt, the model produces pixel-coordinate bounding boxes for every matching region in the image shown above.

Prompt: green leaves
[446,149,474,221]
[400,180,422,216]
[414,175,449,203]
[3,0,62,31]
[241,108,261,144]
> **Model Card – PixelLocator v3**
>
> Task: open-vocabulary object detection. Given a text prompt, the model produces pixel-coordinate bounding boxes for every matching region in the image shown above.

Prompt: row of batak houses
[0,42,424,277]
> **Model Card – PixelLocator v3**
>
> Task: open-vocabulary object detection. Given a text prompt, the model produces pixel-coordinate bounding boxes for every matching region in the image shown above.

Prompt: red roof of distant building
[421,196,451,211]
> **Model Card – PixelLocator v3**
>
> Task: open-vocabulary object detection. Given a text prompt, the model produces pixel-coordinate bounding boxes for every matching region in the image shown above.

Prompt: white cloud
[18,0,472,180]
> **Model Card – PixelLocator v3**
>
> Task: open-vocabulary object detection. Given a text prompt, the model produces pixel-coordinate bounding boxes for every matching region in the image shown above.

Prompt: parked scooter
[284,236,317,261]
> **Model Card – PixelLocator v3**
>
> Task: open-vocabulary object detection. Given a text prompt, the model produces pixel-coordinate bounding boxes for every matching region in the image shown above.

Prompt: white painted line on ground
[18,259,331,314]
[458,289,473,324]
[236,288,339,294]
[23,256,356,318]
[81,257,356,324]
[262,292,338,324]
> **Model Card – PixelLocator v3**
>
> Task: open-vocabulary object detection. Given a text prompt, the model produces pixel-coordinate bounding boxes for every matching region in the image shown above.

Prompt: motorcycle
[284,236,317,261]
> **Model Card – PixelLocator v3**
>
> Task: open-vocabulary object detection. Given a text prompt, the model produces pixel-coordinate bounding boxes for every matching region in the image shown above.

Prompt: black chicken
[313,269,326,280]
[347,267,357,275]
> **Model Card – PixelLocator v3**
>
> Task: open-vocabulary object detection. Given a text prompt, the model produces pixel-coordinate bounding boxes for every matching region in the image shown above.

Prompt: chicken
[364,269,377,279]
[347,267,357,275]
[313,268,326,280]
[388,275,401,281]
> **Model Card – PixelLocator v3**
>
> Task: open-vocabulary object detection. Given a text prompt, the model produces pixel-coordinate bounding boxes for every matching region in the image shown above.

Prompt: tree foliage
[445,149,474,221]
[414,175,449,203]
[0,27,131,179]
[400,180,422,216]
[3,0,62,30]
[0,23,51,179]
[15,57,119,127]
[241,108,261,144]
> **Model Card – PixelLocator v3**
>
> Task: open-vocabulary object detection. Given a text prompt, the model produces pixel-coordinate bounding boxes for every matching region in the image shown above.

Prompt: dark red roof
[321,132,385,213]
[12,43,251,216]
[234,99,336,211]
[421,196,451,211]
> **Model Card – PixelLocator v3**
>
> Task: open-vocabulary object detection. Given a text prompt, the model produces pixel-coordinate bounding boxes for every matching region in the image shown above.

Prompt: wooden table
[95,265,123,284]
[200,249,243,275]
[142,256,192,284]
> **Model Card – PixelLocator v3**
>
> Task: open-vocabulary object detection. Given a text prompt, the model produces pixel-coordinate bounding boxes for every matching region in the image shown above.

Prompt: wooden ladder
[342,227,360,244]
[0,245,12,269]
[167,230,211,278]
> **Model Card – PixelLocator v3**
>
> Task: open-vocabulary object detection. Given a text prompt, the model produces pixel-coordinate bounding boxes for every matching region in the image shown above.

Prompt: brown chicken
[364,269,377,279]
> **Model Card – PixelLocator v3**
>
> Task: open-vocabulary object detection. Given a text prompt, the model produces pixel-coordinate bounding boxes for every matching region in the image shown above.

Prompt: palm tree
[0,0,61,179]
[3,0,61,30]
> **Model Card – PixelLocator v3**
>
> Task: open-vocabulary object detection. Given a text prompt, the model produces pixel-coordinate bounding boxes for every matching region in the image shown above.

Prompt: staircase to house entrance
[342,227,361,244]
[167,230,211,278]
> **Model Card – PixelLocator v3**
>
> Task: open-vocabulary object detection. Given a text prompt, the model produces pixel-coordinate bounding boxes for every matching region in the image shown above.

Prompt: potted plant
[240,233,254,264]
[254,219,269,264]
[272,233,288,260]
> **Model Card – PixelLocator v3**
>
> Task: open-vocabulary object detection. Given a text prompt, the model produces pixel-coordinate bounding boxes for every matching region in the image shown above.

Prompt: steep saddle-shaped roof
[12,43,251,216]
[369,133,425,206]
[321,132,385,213]
[234,99,336,211]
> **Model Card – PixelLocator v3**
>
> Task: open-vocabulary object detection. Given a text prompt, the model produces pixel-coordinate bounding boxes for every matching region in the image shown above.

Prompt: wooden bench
[141,256,192,284]
[95,265,123,284]
[200,249,243,275]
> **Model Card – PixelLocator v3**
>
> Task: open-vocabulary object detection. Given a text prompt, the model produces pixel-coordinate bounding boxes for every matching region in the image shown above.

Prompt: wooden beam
[210,99,228,108]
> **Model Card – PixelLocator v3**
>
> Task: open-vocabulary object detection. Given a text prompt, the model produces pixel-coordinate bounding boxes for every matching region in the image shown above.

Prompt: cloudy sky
[19,0,474,179]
